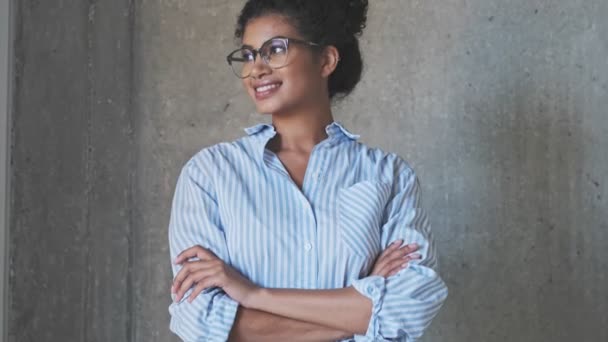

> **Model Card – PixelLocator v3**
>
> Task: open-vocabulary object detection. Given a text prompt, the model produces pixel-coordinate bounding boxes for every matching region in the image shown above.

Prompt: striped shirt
[168,121,448,341]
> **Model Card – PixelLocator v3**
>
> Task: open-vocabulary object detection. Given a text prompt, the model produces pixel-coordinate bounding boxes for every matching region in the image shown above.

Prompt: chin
[248,86,299,115]
[253,97,288,115]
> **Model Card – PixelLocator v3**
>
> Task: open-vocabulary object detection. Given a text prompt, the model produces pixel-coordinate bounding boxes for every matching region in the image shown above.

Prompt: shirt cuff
[351,275,387,341]
[169,289,240,342]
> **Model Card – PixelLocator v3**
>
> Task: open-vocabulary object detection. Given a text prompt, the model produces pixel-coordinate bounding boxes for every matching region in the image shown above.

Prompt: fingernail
[408,243,419,248]
[392,239,403,246]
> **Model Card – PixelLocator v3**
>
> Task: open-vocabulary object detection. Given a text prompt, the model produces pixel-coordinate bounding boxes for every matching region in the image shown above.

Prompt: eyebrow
[240,36,285,50]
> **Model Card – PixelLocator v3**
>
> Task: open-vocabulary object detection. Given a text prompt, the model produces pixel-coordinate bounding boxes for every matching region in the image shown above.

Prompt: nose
[249,54,271,79]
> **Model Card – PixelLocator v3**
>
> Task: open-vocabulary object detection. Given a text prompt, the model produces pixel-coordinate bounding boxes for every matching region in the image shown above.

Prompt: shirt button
[367,286,376,295]
[304,242,312,251]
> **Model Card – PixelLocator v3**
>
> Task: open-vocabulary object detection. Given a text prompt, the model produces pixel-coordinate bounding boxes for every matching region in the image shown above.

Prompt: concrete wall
[1,0,12,340]
[10,1,134,341]
[9,1,607,341]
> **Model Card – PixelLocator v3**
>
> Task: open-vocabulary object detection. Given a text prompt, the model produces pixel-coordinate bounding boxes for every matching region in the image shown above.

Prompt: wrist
[243,286,267,310]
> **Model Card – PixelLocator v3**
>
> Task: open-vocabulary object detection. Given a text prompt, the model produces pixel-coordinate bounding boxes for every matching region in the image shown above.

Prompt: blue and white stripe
[168,121,448,341]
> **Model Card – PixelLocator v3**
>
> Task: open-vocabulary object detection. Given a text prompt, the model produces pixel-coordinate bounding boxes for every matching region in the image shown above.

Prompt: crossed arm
[229,307,349,342]
[171,241,420,341]
[168,161,447,341]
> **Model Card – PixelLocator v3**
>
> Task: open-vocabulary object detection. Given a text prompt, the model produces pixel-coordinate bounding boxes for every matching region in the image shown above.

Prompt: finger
[374,242,417,274]
[372,256,392,276]
[172,260,218,292]
[187,283,207,303]
[370,266,389,277]
[186,270,225,303]
[376,239,404,263]
[175,268,216,302]
[378,241,418,266]
[174,247,197,264]
[172,265,192,293]
[174,245,216,264]
[386,253,422,277]
[399,242,420,255]
[383,253,420,277]
[372,258,396,277]
[380,239,403,258]
[386,242,419,261]
[387,239,404,250]
[176,271,201,301]
[174,246,201,264]
[395,253,422,268]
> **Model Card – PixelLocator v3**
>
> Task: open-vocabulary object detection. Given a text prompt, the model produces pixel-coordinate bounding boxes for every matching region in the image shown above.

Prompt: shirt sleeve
[350,166,448,341]
[168,158,239,342]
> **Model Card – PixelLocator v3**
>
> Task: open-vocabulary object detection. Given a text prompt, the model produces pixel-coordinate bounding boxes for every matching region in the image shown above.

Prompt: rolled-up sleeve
[168,158,239,342]
[351,166,448,341]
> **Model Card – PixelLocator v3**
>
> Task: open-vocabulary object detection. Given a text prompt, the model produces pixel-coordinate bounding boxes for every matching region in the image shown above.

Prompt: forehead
[242,14,301,48]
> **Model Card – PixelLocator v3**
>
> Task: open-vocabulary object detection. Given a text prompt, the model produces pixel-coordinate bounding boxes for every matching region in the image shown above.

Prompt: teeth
[255,83,280,92]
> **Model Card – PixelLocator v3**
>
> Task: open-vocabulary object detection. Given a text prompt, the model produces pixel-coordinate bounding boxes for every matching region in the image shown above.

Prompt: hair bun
[341,0,368,37]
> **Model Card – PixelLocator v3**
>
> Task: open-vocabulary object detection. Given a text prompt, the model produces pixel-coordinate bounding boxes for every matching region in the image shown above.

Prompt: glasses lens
[229,48,255,78]
[261,38,288,69]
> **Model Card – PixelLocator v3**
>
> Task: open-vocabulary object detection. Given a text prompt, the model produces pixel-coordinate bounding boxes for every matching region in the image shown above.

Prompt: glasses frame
[226,36,321,79]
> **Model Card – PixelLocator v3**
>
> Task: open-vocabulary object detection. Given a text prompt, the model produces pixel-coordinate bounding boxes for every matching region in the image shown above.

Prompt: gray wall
[9,1,607,341]
[1,0,12,340]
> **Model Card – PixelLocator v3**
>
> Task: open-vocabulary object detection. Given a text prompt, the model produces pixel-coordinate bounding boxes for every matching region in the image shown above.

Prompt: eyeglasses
[226,36,320,78]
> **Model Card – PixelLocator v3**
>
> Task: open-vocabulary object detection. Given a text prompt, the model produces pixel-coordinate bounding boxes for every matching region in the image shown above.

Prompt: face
[240,15,328,115]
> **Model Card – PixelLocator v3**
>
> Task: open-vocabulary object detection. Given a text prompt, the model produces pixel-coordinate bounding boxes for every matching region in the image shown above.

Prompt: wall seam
[1,0,14,341]
[82,1,97,340]
[126,0,136,341]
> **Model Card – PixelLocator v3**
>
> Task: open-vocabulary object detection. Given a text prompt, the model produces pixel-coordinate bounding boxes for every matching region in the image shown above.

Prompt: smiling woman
[167,1,447,341]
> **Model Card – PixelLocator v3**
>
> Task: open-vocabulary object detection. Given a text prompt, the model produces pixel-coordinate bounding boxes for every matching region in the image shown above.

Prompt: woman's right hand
[369,239,421,277]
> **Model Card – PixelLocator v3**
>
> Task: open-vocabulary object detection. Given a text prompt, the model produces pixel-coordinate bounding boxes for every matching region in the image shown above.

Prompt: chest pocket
[337,180,393,260]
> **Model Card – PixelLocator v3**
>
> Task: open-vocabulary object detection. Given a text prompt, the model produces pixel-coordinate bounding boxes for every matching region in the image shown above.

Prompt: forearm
[228,306,351,342]
[245,286,371,335]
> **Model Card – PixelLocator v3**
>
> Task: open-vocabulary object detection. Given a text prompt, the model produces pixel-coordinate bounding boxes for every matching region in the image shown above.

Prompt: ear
[319,45,340,78]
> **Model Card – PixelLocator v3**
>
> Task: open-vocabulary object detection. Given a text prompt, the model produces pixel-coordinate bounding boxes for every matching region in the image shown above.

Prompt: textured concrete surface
[1,0,11,340]
[10,1,134,341]
[9,0,608,341]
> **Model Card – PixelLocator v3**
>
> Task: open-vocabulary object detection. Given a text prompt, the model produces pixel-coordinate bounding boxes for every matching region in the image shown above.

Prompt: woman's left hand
[171,245,259,305]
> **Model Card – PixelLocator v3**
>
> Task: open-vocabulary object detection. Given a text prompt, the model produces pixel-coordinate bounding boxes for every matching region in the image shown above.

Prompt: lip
[251,80,282,101]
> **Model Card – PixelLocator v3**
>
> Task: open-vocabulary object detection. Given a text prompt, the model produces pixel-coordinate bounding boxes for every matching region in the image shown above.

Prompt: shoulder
[350,141,418,182]
[176,137,251,194]
[183,136,252,175]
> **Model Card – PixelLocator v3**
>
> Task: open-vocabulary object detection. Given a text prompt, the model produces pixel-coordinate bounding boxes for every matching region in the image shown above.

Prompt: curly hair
[234,0,369,99]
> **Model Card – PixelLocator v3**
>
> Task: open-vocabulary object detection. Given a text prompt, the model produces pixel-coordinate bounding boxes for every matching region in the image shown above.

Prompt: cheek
[288,78,324,103]
[284,63,322,93]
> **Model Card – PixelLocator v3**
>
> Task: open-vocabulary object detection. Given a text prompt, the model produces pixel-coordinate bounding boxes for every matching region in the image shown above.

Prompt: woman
[168,1,448,341]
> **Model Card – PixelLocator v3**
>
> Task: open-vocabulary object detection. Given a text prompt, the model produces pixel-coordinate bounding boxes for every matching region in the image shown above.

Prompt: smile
[255,83,282,92]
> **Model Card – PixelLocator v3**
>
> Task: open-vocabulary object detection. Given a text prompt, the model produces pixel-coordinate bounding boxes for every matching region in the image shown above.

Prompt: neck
[268,101,334,153]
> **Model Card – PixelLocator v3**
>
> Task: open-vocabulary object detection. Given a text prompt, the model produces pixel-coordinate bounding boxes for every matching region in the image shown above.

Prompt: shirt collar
[243,121,360,140]
[243,121,360,162]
